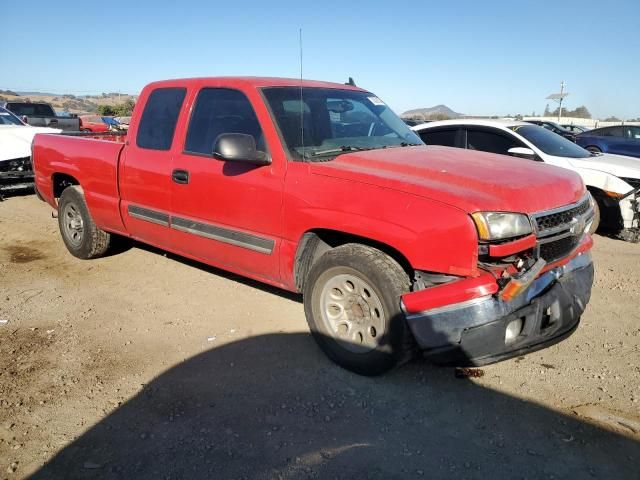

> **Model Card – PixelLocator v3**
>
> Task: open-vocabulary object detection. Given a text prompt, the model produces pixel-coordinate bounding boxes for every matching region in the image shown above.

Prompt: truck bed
[33,132,128,234]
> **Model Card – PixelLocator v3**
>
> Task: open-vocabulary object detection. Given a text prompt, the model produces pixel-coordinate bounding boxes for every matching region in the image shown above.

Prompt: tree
[604,116,621,122]
[543,104,550,116]
[97,105,116,116]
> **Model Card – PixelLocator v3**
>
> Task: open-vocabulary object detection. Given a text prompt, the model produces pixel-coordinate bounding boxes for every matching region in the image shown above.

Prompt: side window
[624,126,640,139]
[136,88,186,150]
[466,129,520,155]
[185,88,265,155]
[419,129,458,147]
[599,127,623,137]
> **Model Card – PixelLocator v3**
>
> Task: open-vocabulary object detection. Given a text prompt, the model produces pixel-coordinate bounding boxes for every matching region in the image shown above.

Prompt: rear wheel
[303,244,414,376]
[58,186,111,259]
[586,146,602,154]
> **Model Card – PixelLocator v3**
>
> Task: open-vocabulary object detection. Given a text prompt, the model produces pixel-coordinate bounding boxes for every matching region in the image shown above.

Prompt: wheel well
[293,229,413,291]
[52,173,80,198]
[587,185,623,231]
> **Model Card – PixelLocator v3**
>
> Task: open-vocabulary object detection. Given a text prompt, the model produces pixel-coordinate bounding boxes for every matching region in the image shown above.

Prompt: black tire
[586,146,602,154]
[303,243,414,376]
[589,196,601,234]
[57,186,110,259]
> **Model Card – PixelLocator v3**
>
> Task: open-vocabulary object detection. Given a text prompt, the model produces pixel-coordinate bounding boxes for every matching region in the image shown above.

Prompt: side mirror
[507,147,537,160]
[213,133,270,166]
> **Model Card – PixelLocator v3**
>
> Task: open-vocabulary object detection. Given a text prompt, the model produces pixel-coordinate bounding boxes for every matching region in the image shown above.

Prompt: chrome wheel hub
[62,203,84,246]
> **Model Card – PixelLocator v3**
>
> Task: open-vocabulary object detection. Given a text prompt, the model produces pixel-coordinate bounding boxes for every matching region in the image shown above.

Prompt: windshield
[6,103,55,117]
[0,107,26,125]
[262,87,423,160]
[509,125,590,158]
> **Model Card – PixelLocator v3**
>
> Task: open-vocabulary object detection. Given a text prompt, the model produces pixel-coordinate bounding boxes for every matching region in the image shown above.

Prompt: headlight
[471,212,533,241]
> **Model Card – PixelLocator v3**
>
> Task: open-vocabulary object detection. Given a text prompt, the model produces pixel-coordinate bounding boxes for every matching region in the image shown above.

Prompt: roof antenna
[346,77,356,86]
[299,28,305,160]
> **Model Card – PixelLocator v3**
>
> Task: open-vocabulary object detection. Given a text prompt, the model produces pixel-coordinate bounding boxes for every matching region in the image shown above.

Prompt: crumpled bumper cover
[403,252,594,366]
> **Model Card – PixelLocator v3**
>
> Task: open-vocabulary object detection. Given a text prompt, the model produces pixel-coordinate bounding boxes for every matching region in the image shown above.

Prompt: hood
[309,146,585,214]
[0,125,61,162]
[565,153,640,180]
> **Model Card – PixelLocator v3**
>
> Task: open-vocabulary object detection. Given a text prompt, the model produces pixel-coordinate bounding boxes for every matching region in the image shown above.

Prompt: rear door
[169,85,284,282]
[119,86,187,247]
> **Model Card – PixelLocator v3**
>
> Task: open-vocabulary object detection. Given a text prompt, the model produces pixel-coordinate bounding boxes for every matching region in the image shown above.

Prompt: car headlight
[471,212,533,241]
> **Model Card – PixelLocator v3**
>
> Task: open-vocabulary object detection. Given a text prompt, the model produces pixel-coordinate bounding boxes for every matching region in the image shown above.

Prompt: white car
[412,119,640,242]
[0,107,61,197]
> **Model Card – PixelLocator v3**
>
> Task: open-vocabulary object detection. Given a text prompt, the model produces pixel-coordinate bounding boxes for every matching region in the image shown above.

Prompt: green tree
[543,104,550,116]
[98,105,116,116]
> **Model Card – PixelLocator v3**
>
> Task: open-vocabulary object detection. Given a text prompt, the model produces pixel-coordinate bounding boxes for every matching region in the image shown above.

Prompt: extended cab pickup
[32,77,595,375]
[3,101,80,131]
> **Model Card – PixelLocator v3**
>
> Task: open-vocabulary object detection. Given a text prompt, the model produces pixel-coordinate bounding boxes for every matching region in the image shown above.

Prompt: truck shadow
[30,332,637,479]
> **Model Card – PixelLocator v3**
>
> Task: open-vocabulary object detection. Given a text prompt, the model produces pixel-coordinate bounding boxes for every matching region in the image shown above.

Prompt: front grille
[620,177,640,190]
[534,198,590,233]
[0,157,32,174]
[539,235,582,263]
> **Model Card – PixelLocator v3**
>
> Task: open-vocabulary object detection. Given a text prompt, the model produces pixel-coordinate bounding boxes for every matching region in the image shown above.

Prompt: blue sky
[3,1,638,118]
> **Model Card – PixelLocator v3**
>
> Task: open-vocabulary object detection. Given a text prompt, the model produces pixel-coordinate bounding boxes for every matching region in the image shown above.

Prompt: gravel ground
[0,194,638,479]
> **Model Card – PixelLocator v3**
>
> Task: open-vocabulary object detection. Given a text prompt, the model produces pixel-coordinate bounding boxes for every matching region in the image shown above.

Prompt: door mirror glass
[213,133,271,165]
[508,147,536,160]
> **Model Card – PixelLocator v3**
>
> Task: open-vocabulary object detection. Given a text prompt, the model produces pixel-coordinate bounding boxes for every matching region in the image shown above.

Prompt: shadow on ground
[31,333,637,479]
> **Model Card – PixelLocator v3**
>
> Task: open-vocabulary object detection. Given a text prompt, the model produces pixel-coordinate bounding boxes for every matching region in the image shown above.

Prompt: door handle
[172,169,189,184]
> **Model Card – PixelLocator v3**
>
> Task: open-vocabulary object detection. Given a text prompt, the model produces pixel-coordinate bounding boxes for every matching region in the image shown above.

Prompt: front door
[170,86,285,283]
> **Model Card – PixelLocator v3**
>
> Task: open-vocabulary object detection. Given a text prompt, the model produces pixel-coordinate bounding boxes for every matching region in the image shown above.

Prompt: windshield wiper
[308,145,372,157]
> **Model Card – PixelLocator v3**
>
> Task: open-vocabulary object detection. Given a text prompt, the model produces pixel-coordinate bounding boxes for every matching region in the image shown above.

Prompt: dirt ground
[0,194,638,479]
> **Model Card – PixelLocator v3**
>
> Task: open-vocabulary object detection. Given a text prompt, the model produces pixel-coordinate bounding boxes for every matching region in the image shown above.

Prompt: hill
[0,91,137,114]
[401,104,462,120]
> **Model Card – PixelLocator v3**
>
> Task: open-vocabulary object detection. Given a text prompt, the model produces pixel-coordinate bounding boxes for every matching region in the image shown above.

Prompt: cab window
[418,128,458,147]
[185,88,266,156]
[136,87,186,151]
[465,129,522,155]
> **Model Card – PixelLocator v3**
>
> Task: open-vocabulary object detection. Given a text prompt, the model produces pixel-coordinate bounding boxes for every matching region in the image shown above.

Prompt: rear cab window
[6,103,55,117]
[136,87,187,150]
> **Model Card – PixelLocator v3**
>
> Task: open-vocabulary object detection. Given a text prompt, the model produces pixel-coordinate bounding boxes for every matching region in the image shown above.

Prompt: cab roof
[144,76,366,92]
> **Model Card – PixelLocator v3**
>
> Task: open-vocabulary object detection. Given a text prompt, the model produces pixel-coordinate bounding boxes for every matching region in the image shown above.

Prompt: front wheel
[303,244,414,376]
[589,196,601,234]
[57,186,111,259]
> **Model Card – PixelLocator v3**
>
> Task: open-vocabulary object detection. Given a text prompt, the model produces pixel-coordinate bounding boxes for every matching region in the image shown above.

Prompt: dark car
[524,120,576,141]
[575,125,640,158]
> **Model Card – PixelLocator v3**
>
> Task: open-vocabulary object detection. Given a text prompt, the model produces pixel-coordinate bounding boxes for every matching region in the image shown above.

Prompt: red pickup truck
[33,77,595,375]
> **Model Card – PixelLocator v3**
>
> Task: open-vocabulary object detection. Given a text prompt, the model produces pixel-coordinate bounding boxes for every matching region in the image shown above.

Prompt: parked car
[78,115,110,133]
[524,120,576,141]
[575,125,640,158]
[2,101,80,131]
[33,77,595,375]
[0,106,60,197]
[101,116,125,131]
[413,119,640,242]
[561,124,590,134]
[114,116,131,129]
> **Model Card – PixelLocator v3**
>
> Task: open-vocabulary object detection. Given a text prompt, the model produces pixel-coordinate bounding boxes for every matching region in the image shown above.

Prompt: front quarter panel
[281,162,479,288]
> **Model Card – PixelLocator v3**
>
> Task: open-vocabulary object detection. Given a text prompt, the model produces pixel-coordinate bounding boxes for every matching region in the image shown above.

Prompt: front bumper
[403,252,593,366]
[0,170,34,192]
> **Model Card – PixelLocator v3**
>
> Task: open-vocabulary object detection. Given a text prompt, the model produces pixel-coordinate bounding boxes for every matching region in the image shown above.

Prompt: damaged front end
[615,181,640,243]
[401,194,595,366]
[0,156,34,200]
